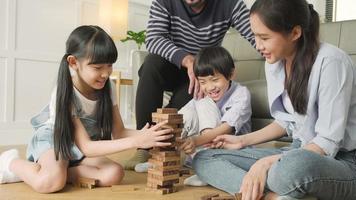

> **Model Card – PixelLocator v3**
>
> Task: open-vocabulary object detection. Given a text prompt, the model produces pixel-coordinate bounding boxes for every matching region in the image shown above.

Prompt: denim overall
[26,97,102,163]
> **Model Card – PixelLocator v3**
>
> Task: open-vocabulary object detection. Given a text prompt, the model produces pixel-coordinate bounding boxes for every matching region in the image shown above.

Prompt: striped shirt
[146,0,256,68]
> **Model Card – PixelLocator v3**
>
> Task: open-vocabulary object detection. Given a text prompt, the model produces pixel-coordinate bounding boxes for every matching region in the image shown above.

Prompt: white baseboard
[0,129,34,146]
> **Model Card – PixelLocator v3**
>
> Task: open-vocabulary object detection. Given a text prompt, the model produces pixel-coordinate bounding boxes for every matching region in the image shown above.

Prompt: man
[124,0,256,170]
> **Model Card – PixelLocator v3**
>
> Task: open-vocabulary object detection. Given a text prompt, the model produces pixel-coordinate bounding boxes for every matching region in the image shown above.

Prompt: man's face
[184,0,205,7]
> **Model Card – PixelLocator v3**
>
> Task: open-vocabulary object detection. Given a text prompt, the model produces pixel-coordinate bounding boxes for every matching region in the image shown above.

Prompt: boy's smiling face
[198,72,230,102]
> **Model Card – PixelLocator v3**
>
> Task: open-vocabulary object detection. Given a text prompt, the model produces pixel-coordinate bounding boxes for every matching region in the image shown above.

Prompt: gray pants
[193,140,356,200]
[178,97,221,138]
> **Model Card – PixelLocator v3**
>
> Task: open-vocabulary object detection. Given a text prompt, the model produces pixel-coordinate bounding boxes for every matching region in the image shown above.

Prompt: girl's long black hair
[54,25,118,160]
[251,0,320,114]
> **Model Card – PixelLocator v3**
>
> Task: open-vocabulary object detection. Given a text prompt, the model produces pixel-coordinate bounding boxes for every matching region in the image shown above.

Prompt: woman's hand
[134,121,173,149]
[211,134,245,150]
[240,155,281,200]
[180,137,197,154]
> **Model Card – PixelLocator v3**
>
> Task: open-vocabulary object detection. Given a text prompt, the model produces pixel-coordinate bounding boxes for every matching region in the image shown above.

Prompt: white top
[266,43,356,157]
[281,90,294,114]
[46,80,117,125]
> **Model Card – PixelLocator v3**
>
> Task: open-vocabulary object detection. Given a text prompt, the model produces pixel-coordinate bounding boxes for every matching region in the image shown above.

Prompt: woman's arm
[212,121,286,150]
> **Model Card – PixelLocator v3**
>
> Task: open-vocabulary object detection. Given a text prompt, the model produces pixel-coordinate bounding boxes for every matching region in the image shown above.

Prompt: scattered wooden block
[157,108,178,114]
[200,193,220,200]
[111,185,139,192]
[235,193,242,200]
[75,177,98,189]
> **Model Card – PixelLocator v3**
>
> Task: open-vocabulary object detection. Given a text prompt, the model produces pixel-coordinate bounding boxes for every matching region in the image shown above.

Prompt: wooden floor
[0,145,228,200]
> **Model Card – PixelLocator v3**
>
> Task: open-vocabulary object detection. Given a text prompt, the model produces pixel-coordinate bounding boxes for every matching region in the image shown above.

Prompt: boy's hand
[212,135,245,150]
[135,121,173,149]
[180,137,197,154]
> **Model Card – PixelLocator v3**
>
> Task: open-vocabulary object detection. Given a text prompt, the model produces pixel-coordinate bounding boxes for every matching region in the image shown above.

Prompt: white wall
[0,0,151,145]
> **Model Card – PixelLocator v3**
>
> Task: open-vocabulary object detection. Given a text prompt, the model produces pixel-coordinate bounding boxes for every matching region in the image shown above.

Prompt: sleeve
[145,0,189,67]
[311,57,354,157]
[230,0,256,48]
[221,86,252,133]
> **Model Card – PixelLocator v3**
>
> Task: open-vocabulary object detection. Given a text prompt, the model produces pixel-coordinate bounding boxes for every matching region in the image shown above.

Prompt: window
[334,0,356,21]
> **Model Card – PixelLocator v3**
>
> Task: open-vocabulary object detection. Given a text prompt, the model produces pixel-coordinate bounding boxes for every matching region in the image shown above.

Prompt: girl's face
[250,13,299,64]
[69,57,112,91]
[198,72,230,102]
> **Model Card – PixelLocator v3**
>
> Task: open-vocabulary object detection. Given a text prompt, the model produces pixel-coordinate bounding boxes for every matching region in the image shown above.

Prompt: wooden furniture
[110,70,133,108]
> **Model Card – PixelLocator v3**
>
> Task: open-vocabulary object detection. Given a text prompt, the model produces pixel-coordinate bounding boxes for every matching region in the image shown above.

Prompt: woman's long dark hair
[251,0,320,114]
[54,25,118,160]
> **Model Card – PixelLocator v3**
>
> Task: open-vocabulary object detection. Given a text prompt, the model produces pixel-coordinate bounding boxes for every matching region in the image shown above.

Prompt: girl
[193,0,356,200]
[0,25,173,193]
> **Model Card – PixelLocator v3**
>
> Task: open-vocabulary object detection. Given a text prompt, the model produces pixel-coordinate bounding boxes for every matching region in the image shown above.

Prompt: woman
[193,0,356,199]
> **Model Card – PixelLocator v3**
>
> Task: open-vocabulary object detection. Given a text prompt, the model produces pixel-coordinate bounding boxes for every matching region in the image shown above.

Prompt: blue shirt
[266,43,356,157]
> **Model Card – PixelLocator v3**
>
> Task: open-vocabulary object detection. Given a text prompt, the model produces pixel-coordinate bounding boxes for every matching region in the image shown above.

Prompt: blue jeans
[193,142,356,200]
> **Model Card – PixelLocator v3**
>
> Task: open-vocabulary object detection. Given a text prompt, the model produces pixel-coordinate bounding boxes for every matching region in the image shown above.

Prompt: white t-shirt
[46,80,117,125]
[282,90,294,114]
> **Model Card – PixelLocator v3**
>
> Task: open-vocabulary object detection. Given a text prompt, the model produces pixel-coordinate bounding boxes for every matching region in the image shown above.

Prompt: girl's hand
[135,121,173,149]
[179,137,196,154]
[240,158,270,200]
[212,135,245,150]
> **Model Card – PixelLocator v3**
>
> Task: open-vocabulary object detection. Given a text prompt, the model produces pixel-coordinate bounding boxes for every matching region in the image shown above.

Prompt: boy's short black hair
[193,46,235,79]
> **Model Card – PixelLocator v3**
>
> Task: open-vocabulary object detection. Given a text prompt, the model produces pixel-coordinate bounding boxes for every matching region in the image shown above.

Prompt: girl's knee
[100,163,125,186]
[33,171,67,193]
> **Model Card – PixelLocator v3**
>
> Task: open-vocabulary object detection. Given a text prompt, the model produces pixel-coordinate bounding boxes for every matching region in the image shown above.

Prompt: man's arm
[230,0,256,48]
[145,0,189,67]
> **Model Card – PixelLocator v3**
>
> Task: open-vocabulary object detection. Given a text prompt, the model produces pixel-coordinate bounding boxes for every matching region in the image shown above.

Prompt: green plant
[120,30,146,50]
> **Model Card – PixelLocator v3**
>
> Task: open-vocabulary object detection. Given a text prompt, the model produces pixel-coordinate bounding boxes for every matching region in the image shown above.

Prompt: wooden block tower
[146,108,183,194]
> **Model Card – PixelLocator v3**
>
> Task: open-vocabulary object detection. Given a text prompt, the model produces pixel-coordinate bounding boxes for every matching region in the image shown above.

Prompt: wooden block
[179,168,191,176]
[211,196,236,200]
[75,177,98,189]
[157,108,178,114]
[234,193,242,200]
[147,177,179,186]
[152,146,177,152]
[151,154,180,162]
[147,173,179,181]
[152,117,183,124]
[147,181,174,189]
[111,185,139,192]
[152,113,183,120]
[161,124,179,129]
[200,193,220,200]
[149,150,179,157]
[148,158,180,167]
[145,185,177,195]
[148,168,179,176]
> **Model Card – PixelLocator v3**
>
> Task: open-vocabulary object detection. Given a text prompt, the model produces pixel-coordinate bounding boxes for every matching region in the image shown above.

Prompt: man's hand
[182,55,203,99]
